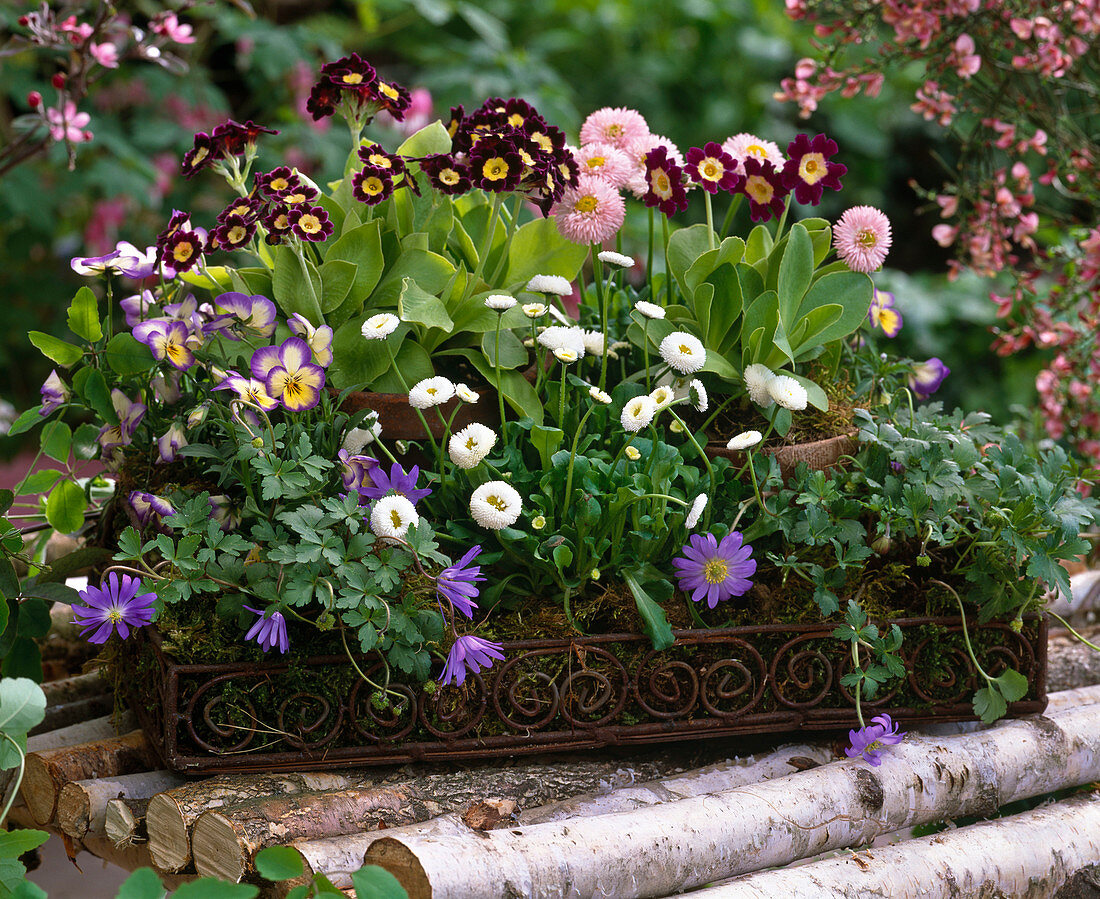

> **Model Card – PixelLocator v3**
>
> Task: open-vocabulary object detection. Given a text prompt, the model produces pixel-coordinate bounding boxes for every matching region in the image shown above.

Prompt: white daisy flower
[743,363,776,408]
[362,313,400,340]
[370,495,419,541]
[485,294,517,311]
[342,419,382,453]
[659,332,706,375]
[597,251,634,268]
[581,330,606,357]
[408,376,455,409]
[448,423,498,469]
[669,419,685,433]
[634,301,666,320]
[522,303,548,319]
[455,383,480,403]
[689,379,708,412]
[526,274,573,296]
[553,347,580,364]
[537,326,586,355]
[547,304,572,324]
[589,387,612,404]
[685,494,708,529]
[768,375,809,411]
[621,395,657,432]
[649,385,675,410]
[470,481,523,529]
[625,445,641,461]
[726,430,763,451]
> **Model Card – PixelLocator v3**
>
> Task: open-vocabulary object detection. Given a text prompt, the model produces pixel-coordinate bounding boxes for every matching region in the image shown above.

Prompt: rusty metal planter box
[126,615,1047,774]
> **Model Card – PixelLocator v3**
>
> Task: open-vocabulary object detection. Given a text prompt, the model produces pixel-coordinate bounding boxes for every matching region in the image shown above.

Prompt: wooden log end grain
[190,810,250,883]
[364,839,431,899]
[146,792,194,873]
[106,796,147,848]
[56,781,94,840]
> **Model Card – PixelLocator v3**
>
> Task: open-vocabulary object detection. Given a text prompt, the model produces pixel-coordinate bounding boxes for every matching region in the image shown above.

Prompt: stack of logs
[6,618,1100,899]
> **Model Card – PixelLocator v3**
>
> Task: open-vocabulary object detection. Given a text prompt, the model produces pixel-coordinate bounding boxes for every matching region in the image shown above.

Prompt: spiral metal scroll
[419,673,488,738]
[277,692,343,749]
[908,633,979,704]
[559,647,629,727]
[769,635,835,708]
[634,651,699,719]
[698,640,768,718]
[348,675,417,743]
[492,650,562,730]
[185,673,262,753]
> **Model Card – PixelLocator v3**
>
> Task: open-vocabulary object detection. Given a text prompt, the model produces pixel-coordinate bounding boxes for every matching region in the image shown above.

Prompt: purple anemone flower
[436,545,484,619]
[358,462,432,505]
[249,337,326,412]
[438,634,504,687]
[845,713,906,766]
[909,358,950,399]
[244,606,289,654]
[212,292,277,339]
[39,370,69,416]
[71,572,157,643]
[672,531,756,609]
[133,318,196,371]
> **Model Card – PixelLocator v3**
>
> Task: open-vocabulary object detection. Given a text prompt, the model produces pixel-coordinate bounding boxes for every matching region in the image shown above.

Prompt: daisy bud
[589,387,612,404]
[455,383,480,403]
[767,375,808,411]
[485,294,517,311]
[685,494,708,529]
[743,363,776,407]
[532,514,547,530]
[625,445,641,461]
[553,347,579,364]
[597,251,634,268]
[522,303,548,319]
[669,419,685,433]
[634,301,666,320]
[726,430,763,451]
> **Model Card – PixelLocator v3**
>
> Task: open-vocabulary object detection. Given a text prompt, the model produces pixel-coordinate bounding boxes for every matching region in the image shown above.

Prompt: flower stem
[383,341,441,465]
[463,193,504,304]
[489,195,523,285]
[647,207,655,294]
[642,319,652,390]
[493,312,506,427]
[558,362,568,427]
[703,190,716,251]
[662,214,673,307]
[564,406,595,512]
[591,245,610,391]
[719,194,743,239]
[852,641,866,728]
[669,409,716,528]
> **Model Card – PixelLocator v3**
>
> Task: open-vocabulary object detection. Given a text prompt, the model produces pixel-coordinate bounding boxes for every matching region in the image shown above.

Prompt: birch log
[146,771,374,873]
[20,730,158,825]
[193,756,699,883]
[38,670,108,705]
[692,792,1100,898]
[364,698,1100,899]
[283,743,836,894]
[57,770,186,841]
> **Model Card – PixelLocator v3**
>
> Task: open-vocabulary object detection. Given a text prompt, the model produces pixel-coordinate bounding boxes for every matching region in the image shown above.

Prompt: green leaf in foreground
[255,846,305,881]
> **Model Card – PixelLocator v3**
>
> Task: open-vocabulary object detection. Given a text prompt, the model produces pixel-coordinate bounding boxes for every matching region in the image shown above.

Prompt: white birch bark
[690,792,1100,898]
[365,699,1100,899]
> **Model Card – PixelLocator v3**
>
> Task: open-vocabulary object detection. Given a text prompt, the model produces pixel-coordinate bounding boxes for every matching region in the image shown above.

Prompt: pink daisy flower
[721,133,784,176]
[552,174,626,246]
[579,107,650,151]
[623,134,684,198]
[834,206,892,273]
[572,142,636,188]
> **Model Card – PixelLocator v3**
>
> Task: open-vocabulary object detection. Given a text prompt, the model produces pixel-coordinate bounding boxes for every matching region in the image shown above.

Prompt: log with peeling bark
[145,771,377,873]
[57,770,186,841]
[280,743,836,894]
[33,694,116,736]
[191,755,699,883]
[691,792,1100,898]
[364,693,1100,899]
[20,729,159,825]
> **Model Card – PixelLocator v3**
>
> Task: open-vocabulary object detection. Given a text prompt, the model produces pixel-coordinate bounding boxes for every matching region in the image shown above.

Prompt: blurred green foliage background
[0,0,1040,453]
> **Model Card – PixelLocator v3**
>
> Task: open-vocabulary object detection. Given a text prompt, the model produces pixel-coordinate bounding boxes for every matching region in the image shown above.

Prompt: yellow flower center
[574,195,599,213]
[269,177,289,192]
[379,82,399,100]
[531,132,552,152]
[483,158,509,181]
[107,607,124,623]
[342,73,364,84]
[798,152,827,184]
[298,214,321,233]
[465,437,478,450]
[746,143,767,158]
[273,214,288,230]
[652,170,671,197]
[703,559,729,584]
[286,192,307,204]
[586,156,607,169]
[231,203,250,216]
[701,159,722,181]
[508,113,525,127]
[426,387,438,396]
[745,175,774,204]
[166,343,186,364]
[679,343,693,355]
[192,147,208,165]
[487,494,508,511]
[608,123,624,137]
[369,153,392,169]
[857,228,879,248]
[440,169,460,185]
[363,177,384,195]
[283,373,305,400]
[227,225,247,243]
[390,508,403,528]
[172,242,194,263]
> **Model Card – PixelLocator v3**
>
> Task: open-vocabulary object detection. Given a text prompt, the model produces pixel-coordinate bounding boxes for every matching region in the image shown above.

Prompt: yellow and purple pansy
[213,292,277,339]
[132,318,197,371]
[211,369,280,412]
[287,313,334,367]
[250,337,326,412]
[868,289,903,338]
